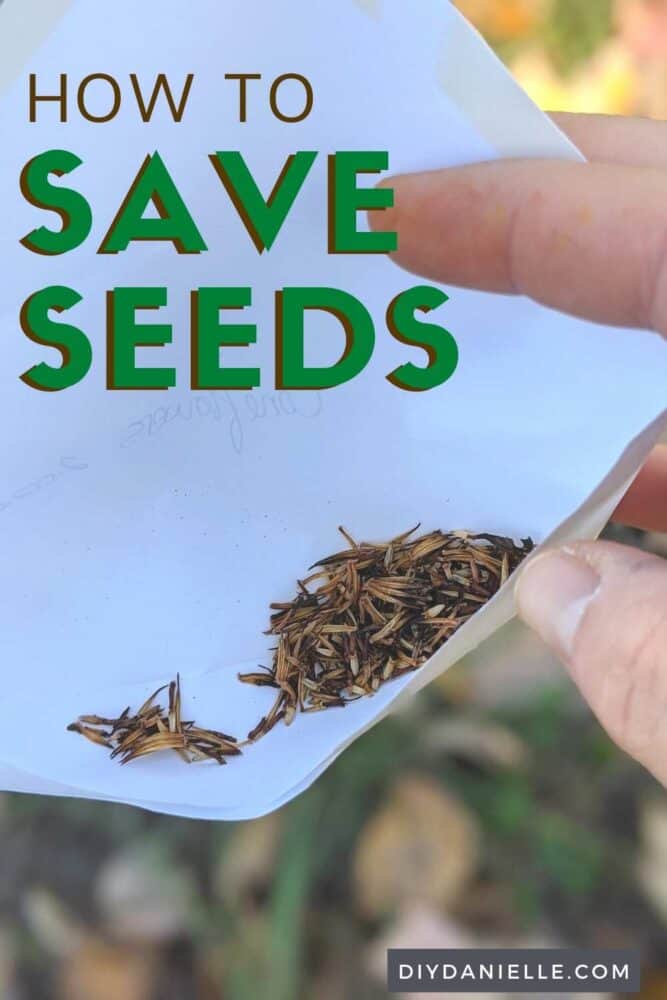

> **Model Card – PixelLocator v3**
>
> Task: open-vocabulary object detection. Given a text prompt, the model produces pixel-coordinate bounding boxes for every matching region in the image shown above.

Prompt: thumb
[515,541,667,787]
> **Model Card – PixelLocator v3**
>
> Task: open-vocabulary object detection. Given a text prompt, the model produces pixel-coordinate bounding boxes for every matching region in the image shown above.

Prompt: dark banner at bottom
[387,949,641,994]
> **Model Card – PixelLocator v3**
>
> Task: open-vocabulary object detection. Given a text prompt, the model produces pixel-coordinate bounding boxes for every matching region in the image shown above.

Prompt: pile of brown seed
[69,527,533,764]
[240,527,534,741]
[68,675,241,765]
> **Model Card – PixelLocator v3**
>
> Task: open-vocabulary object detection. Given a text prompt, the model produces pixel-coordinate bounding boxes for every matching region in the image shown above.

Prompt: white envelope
[0,0,665,820]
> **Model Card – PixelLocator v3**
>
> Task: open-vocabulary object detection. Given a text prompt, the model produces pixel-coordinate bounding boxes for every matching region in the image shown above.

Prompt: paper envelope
[0,0,665,819]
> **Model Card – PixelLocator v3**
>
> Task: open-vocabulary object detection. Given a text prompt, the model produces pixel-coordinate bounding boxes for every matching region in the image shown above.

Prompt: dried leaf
[353,776,480,918]
[637,795,667,921]
[58,942,156,1000]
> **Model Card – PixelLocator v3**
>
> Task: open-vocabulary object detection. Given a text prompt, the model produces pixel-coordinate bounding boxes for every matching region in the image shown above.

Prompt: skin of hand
[370,113,667,787]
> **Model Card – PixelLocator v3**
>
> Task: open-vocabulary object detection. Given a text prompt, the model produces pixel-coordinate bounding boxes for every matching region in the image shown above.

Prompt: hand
[371,113,667,787]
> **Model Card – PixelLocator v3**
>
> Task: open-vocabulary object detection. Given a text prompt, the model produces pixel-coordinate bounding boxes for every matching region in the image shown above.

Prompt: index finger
[612,444,667,532]
[551,113,667,169]
[372,159,667,337]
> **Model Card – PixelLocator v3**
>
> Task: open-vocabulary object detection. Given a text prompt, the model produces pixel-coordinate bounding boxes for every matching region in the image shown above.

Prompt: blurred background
[2,1,666,997]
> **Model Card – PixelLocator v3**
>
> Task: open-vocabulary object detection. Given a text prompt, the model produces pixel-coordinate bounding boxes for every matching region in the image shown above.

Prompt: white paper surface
[0,0,665,819]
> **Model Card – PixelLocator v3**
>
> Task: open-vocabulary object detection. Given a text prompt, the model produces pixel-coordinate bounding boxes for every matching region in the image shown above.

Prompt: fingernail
[515,550,600,658]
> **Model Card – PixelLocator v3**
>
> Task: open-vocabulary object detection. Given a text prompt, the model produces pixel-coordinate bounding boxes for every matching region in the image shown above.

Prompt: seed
[71,527,535,760]
[68,675,241,766]
[241,526,533,740]
[66,723,111,748]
